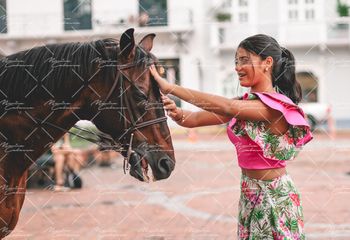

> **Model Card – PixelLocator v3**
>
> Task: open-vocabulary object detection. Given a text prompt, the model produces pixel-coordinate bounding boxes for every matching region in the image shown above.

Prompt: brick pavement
[6,130,350,240]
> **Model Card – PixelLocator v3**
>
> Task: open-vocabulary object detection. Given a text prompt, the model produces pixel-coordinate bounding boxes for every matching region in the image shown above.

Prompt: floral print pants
[238,173,305,240]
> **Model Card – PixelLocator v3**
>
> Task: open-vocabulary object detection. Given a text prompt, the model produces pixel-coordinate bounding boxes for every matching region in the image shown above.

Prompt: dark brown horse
[0,28,175,238]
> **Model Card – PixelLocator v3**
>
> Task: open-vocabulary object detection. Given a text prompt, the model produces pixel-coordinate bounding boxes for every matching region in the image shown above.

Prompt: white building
[0,0,349,128]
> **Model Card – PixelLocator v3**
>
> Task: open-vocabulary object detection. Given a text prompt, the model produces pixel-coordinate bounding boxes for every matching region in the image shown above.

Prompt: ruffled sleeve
[250,92,313,148]
[228,93,313,161]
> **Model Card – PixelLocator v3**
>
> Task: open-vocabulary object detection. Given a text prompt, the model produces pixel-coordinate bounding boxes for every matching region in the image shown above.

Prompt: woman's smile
[238,72,247,81]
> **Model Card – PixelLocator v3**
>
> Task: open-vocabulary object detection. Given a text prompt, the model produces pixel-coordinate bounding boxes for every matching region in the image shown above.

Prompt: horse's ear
[120,28,135,59]
[139,33,156,52]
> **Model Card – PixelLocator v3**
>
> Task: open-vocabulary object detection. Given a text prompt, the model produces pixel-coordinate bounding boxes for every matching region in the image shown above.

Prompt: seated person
[51,133,82,191]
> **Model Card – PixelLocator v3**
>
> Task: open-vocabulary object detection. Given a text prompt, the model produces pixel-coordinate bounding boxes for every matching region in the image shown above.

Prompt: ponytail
[273,47,302,104]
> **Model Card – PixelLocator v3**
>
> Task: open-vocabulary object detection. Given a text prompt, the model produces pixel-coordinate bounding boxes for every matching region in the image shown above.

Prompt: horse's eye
[137,100,148,109]
[133,90,148,101]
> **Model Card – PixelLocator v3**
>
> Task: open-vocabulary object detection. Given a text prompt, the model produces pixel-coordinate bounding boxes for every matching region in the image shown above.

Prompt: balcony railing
[93,8,193,33]
[210,17,350,50]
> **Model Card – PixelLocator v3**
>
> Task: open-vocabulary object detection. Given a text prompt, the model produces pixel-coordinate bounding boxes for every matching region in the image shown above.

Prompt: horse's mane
[0,38,119,102]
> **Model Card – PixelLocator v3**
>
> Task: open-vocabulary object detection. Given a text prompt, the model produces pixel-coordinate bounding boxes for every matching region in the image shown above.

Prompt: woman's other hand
[162,95,183,122]
[149,64,172,94]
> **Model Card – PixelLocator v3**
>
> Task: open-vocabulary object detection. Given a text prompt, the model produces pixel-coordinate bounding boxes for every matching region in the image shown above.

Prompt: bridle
[105,58,167,137]
[38,47,167,174]
[104,55,167,173]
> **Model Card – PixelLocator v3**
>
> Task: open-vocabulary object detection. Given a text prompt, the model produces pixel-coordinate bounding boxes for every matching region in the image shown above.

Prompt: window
[297,72,318,102]
[222,74,246,98]
[64,0,92,31]
[305,9,315,19]
[229,0,250,24]
[159,59,181,106]
[223,0,232,8]
[288,10,298,20]
[219,28,225,44]
[287,0,317,21]
[0,0,6,34]
[239,12,248,22]
[139,0,167,26]
[238,0,248,7]
[288,0,298,4]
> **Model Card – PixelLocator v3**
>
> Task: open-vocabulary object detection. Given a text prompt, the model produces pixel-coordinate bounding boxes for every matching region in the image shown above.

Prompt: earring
[265,67,269,72]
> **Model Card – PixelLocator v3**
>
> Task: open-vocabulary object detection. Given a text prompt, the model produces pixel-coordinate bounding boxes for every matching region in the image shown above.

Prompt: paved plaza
[6,129,350,240]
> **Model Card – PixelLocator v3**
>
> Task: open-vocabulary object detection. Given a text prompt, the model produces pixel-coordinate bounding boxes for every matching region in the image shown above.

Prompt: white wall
[322,48,350,120]
[7,0,63,36]
[167,0,193,27]
[92,0,138,32]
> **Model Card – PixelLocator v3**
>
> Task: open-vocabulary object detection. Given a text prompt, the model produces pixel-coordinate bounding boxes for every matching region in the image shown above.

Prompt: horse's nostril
[158,157,174,174]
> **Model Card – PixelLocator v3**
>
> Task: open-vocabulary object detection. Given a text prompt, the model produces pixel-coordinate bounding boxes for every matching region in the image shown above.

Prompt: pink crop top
[226,92,313,170]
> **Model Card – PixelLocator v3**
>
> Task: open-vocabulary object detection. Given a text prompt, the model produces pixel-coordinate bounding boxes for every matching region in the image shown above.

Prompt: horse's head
[90,29,175,182]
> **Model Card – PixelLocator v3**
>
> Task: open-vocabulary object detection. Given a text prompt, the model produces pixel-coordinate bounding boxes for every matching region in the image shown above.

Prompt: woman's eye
[235,57,250,66]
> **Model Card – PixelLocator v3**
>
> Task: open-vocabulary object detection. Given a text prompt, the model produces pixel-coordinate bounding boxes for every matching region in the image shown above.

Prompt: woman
[150,34,312,239]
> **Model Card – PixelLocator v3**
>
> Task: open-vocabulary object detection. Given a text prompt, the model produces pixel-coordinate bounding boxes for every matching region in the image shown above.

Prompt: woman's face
[234,47,266,88]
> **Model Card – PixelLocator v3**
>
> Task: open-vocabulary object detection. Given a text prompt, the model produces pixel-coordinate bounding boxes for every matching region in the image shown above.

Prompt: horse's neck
[1,99,82,167]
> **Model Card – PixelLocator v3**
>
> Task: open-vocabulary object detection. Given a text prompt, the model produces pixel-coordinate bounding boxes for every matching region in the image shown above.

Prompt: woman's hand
[161,95,183,122]
[61,143,71,150]
[149,64,173,94]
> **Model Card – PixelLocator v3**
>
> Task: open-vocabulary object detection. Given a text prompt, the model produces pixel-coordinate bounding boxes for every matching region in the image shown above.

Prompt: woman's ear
[265,56,274,69]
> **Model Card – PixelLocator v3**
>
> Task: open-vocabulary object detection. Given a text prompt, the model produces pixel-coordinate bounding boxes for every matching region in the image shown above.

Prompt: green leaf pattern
[238,174,305,239]
[231,119,309,161]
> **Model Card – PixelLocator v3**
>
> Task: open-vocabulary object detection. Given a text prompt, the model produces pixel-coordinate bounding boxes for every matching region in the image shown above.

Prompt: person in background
[51,133,82,191]
[150,34,313,239]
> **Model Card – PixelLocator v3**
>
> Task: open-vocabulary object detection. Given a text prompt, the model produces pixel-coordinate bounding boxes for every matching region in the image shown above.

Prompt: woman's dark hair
[238,34,302,104]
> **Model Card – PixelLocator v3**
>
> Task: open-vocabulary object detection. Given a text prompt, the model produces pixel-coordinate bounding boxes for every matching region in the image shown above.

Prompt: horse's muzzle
[129,143,175,182]
[153,156,174,180]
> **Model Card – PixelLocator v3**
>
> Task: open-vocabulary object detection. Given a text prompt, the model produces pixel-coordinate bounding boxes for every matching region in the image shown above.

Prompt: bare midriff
[241,167,287,180]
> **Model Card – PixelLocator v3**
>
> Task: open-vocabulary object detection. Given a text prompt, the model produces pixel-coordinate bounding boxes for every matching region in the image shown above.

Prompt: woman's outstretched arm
[162,95,231,128]
[150,65,282,122]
